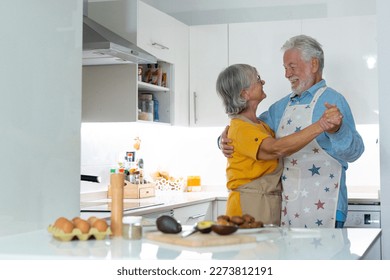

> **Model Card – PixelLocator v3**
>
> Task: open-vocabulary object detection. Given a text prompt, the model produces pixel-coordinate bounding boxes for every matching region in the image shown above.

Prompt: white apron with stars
[276,87,341,228]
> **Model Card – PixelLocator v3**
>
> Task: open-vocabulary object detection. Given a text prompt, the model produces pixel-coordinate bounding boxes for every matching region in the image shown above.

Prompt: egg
[55,217,74,233]
[92,219,108,232]
[87,216,98,226]
[72,217,82,224]
[54,217,68,228]
[74,218,91,234]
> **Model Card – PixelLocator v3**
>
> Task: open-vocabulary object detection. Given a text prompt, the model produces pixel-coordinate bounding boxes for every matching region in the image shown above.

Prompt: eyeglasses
[255,74,264,85]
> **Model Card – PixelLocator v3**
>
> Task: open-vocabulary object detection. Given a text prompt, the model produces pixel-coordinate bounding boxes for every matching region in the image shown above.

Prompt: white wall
[0,0,82,236]
[377,0,390,260]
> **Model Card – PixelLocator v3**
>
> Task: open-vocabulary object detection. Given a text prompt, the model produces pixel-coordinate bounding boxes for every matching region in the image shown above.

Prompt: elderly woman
[216,64,342,225]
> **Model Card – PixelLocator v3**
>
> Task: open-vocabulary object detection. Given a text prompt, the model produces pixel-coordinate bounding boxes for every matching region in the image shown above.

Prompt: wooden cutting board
[145,231,256,247]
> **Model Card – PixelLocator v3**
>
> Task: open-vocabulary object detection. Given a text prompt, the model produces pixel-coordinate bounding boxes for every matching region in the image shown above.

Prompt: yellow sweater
[226,118,278,217]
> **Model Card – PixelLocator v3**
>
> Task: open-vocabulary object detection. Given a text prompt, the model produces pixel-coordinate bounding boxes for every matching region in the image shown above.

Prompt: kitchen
[0,0,388,273]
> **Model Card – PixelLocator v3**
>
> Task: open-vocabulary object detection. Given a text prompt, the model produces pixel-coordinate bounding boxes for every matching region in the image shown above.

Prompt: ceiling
[140,0,375,25]
[88,0,376,26]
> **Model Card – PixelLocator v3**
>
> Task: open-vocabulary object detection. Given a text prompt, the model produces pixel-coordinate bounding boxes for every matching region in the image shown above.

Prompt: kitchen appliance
[83,0,157,66]
[345,187,381,259]
[345,202,380,228]
[345,187,381,228]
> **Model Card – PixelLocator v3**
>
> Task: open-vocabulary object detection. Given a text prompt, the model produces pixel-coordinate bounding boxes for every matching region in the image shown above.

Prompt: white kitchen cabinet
[189,24,230,127]
[137,2,183,64]
[229,20,301,113]
[82,62,173,124]
[142,209,174,220]
[173,202,212,225]
[137,1,189,126]
[85,0,189,125]
[213,199,227,219]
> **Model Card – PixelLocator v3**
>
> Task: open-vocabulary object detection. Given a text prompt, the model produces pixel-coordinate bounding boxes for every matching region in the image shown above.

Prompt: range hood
[82,2,157,66]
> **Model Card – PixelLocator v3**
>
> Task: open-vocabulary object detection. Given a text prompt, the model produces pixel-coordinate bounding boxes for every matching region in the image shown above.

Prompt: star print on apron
[276,87,341,228]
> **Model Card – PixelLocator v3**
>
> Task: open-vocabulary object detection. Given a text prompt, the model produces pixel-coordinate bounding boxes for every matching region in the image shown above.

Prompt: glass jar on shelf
[138,94,154,121]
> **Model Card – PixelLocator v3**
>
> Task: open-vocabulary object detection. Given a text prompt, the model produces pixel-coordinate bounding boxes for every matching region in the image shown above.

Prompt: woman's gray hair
[281,34,324,72]
[216,64,257,115]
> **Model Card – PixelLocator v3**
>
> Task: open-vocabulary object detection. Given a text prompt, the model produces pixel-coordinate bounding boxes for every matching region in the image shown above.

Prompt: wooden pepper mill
[110,173,125,237]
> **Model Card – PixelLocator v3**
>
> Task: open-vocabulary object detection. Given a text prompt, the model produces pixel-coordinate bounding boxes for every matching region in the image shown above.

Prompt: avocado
[196,220,214,233]
[156,215,182,234]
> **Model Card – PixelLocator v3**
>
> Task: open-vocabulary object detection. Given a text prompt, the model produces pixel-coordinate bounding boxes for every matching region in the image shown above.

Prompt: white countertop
[80,190,229,219]
[0,190,381,260]
[0,227,380,260]
[3,190,373,260]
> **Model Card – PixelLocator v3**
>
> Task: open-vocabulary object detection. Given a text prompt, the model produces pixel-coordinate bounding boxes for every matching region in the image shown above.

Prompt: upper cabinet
[83,0,189,125]
[137,2,185,64]
[137,1,190,126]
[228,20,301,113]
[82,63,172,123]
[189,24,229,127]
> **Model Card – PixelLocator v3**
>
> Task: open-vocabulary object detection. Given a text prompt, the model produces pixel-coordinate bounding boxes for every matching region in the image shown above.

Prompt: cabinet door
[173,202,212,225]
[229,21,301,113]
[82,64,138,122]
[216,200,227,218]
[211,199,227,220]
[189,25,230,127]
[138,1,186,64]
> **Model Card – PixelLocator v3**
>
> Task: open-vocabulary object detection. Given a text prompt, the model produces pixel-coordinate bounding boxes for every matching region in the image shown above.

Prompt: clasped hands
[220,102,343,158]
[318,102,343,133]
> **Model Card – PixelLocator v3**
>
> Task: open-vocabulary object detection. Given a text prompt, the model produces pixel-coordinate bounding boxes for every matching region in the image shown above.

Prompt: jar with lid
[138,94,154,121]
[122,216,143,240]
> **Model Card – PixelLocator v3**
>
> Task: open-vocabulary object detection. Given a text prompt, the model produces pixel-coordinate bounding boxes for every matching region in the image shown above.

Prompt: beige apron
[276,87,342,228]
[230,114,283,225]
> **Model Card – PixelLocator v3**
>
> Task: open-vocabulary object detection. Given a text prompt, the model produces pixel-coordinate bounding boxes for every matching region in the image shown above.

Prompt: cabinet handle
[152,42,169,50]
[188,213,205,220]
[193,91,198,124]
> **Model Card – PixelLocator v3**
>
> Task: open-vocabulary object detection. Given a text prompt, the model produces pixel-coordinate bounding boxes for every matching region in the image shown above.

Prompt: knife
[181,225,198,238]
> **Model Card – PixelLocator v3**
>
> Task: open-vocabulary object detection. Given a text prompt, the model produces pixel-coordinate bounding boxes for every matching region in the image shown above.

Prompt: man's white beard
[291,75,314,96]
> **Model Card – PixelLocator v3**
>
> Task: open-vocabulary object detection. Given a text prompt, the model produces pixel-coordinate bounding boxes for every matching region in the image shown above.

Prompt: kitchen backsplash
[81,122,228,192]
[81,122,380,193]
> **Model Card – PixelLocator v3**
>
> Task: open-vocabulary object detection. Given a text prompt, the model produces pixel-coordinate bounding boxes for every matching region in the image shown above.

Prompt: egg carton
[155,177,185,191]
[47,225,111,242]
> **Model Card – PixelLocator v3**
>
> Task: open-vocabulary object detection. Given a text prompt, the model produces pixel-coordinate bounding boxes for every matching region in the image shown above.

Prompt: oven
[345,203,380,228]
[345,191,381,259]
